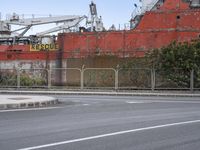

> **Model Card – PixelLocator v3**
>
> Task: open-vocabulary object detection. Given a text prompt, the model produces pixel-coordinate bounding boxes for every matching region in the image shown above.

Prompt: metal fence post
[81,65,85,90]
[151,69,155,91]
[17,68,20,89]
[190,69,194,92]
[115,66,119,90]
[47,68,51,89]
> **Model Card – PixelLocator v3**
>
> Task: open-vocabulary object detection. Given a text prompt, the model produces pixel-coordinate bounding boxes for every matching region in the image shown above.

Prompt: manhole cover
[8,97,31,100]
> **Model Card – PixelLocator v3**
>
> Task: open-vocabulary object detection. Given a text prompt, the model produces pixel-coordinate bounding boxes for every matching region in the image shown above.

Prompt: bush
[146,40,200,88]
[20,74,46,87]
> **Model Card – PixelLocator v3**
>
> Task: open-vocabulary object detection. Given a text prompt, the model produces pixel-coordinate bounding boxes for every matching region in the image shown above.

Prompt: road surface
[0,95,200,150]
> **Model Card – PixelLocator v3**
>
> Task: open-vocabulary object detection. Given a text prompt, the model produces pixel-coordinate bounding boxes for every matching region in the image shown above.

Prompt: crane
[4,14,87,37]
[0,1,104,38]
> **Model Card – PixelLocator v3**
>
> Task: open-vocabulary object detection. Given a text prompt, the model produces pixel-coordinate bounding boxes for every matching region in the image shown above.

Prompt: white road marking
[0,107,62,113]
[82,104,90,106]
[153,100,200,104]
[126,100,200,104]
[126,101,152,104]
[18,119,200,150]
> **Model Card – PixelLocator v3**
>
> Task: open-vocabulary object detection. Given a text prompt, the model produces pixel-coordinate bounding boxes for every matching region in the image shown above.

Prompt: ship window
[177,15,180,19]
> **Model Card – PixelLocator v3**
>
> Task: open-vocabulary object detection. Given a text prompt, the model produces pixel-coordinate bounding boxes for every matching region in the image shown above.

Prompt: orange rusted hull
[0,0,200,60]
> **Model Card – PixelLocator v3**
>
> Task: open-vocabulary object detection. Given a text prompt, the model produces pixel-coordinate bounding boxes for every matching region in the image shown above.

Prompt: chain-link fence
[194,69,200,90]
[50,68,81,89]
[155,69,191,90]
[118,68,152,89]
[83,68,115,89]
[0,67,199,91]
[0,69,18,87]
[19,68,48,88]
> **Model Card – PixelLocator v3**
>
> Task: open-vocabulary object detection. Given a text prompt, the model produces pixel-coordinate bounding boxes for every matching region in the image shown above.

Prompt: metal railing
[118,68,152,89]
[0,67,200,91]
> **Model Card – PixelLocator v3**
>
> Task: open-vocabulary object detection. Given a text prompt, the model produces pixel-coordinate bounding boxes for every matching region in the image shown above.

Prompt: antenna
[88,1,104,32]
[90,1,97,16]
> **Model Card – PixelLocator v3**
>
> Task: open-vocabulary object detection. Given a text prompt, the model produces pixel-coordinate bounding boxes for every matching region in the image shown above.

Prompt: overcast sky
[0,0,142,34]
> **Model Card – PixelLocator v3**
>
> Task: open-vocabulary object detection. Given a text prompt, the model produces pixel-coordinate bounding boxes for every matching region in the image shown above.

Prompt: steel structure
[4,14,86,37]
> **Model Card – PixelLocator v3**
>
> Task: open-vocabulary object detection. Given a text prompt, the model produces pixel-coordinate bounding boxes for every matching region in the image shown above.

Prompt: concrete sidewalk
[0,90,200,97]
[0,95,58,110]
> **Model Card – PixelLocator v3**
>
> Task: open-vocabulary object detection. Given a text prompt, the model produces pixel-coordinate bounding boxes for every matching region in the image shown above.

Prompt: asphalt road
[1,95,200,150]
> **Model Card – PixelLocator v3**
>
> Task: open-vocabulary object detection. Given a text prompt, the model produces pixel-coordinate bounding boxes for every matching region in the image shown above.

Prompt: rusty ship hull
[0,0,200,66]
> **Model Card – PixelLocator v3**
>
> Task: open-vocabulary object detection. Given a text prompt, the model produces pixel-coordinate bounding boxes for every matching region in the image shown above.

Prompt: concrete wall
[0,57,147,87]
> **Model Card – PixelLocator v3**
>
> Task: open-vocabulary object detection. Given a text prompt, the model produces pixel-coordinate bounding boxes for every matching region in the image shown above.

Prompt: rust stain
[0,0,200,60]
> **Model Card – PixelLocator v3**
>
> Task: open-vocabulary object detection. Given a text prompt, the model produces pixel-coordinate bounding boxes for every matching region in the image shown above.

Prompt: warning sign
[30,43,59,51]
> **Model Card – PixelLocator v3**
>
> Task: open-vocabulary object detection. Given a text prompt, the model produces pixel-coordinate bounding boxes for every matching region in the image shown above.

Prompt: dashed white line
[126,100,200,104]
[18,119,200,150]
[153,100,200,104]
[126,101,152,104]
[82,104,90,106]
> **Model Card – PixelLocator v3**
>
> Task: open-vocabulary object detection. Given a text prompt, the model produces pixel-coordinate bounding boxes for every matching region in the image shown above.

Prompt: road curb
[0,90,200,97]
[0,95,59,110]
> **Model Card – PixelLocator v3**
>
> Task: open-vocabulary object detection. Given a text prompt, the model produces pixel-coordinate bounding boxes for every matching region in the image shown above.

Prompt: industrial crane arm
[5,15,84,26]
[36,16,86,36]
[6,15,86,36]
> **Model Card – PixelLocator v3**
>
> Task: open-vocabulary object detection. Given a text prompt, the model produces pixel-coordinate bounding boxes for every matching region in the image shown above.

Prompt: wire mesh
[118,68,152,89]
[155,69,191,89]
[83,68,115,88]
[19,68,48,88]
[0,69,17,87]
[50,68,81,89]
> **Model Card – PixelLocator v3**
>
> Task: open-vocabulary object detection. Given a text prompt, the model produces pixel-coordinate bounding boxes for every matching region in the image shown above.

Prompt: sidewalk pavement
[0,89,200,97]
[0,95,58,110]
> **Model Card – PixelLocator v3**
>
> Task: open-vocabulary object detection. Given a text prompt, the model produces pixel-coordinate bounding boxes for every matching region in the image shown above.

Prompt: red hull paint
[0,0,200,60]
